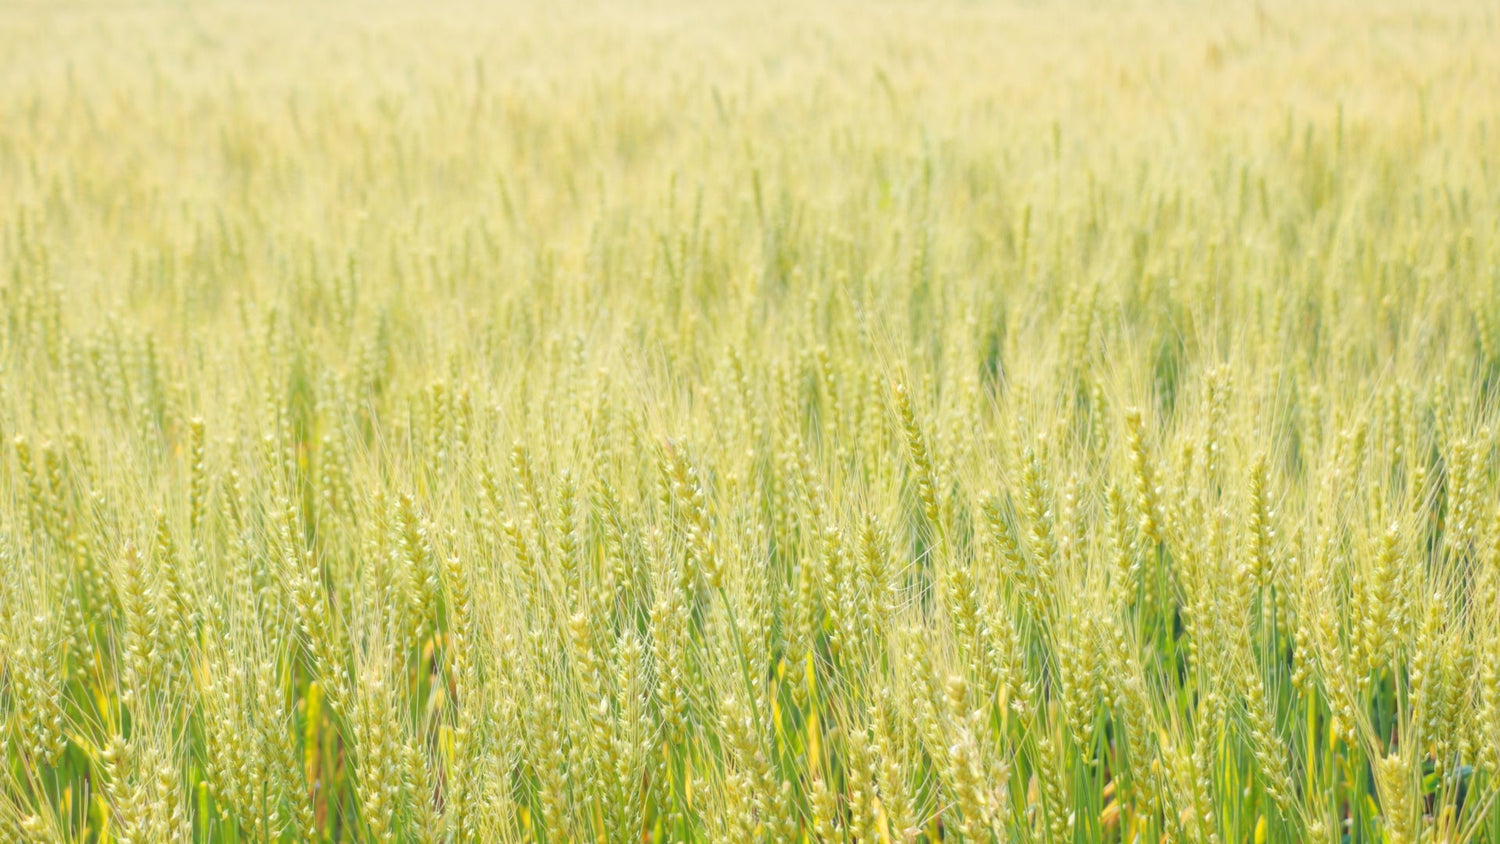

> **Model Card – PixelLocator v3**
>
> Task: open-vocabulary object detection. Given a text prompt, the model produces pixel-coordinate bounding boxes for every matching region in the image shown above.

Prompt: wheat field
[2,0,1500,841]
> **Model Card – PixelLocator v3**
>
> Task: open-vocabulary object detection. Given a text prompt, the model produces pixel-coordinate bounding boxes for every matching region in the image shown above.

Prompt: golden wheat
[2,0,1499,841]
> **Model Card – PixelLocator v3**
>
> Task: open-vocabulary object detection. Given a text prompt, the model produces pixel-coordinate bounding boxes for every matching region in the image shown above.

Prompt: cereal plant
[2,1,1500,841]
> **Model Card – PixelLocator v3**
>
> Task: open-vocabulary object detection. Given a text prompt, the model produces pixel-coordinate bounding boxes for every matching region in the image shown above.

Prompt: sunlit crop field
[3,1,1500,841]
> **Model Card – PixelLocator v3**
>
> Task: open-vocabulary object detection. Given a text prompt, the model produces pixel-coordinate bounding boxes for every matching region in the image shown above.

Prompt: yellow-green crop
[2,0,1500,841]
